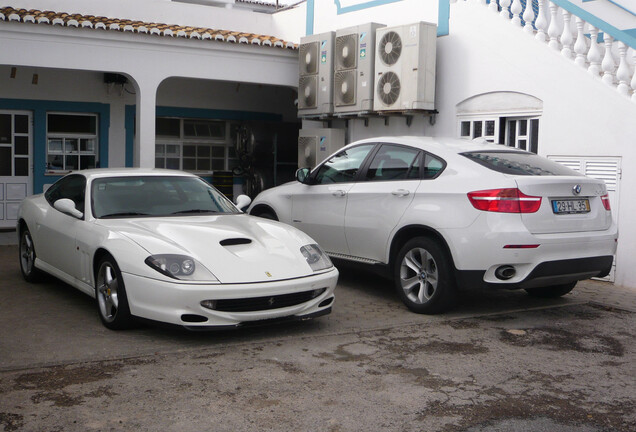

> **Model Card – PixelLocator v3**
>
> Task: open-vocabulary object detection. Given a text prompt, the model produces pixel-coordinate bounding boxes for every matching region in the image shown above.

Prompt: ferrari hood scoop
[220,238,252,246]
[97,214,315,283]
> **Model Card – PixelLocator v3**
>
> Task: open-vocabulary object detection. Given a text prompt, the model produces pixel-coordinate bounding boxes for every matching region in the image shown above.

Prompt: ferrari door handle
[332,190,347,197]
[392,189,410,197]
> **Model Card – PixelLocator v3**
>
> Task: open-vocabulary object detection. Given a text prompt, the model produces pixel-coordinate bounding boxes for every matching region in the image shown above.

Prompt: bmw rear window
[461,151,583,176]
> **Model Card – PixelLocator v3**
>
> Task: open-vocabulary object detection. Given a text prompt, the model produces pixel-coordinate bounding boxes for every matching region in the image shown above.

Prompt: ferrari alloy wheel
[96,255,133,330]
[19,228,41,282]
[394,237,456,314]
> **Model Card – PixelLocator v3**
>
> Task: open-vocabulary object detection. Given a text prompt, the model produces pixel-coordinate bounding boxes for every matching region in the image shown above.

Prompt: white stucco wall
[311,0,439,34]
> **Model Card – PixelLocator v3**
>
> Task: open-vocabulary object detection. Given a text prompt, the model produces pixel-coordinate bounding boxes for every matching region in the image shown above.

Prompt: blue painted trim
[438,0,450,36]
[125,105,135,168]
[306,0,314,35]
[0,98,109,194]
[625,28,636,38]
[554,0,636,48]
[124,106,284,168]
[334,0,403,14]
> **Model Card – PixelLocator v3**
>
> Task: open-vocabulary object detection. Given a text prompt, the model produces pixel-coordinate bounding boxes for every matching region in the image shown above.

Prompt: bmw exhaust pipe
[495,265,516,280]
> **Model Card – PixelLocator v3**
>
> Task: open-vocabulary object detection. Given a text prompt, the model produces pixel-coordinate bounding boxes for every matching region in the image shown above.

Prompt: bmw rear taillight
[601,194,611,211]
[467,188,542,213]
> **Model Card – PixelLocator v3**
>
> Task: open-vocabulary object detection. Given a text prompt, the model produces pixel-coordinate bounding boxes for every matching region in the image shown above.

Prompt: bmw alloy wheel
[400,247,439,305]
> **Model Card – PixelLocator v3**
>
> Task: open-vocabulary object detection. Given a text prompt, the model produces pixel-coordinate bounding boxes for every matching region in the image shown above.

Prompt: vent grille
[378,31,402,66]
[298,136,318,167]
[377,71,401,106]
[335,33,357,70]
[299,41,319,76]
[213,288,327,312]
[298,75,318,109]
[335,70,357,106]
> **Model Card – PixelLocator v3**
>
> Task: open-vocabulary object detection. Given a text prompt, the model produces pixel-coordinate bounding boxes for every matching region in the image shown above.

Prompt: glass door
[0,111,32,229]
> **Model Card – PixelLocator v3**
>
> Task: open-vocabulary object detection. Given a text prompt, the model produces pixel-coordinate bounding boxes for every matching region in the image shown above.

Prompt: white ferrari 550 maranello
[17,169,337,330]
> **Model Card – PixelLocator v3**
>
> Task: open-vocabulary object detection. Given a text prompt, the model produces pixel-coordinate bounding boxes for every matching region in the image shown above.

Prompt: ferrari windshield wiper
[170,209,219,215]
[100,212,151,218]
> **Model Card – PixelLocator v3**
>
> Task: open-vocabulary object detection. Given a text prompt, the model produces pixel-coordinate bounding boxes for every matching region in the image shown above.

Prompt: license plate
[551,199,590,214]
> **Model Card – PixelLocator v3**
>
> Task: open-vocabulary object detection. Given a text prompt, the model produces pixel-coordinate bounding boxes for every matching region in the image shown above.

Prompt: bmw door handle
[332,190,347,197]
[392,189,410,197]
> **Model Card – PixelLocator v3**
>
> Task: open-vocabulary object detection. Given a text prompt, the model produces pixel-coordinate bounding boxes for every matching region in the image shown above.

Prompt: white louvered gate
[548,156,621,282]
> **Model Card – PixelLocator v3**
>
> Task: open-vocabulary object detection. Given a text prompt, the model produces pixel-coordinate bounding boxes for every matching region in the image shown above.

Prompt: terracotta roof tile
[0,5,298,50]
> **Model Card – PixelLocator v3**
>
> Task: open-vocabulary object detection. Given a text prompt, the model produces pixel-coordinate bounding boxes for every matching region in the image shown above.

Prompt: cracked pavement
[0,245,635,431]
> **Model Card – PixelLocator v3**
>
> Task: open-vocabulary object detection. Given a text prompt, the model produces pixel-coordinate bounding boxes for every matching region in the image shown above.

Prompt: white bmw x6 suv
[248,136,617,314]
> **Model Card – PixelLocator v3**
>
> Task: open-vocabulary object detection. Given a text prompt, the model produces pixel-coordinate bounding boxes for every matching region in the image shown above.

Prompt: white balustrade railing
[451,0,636,102]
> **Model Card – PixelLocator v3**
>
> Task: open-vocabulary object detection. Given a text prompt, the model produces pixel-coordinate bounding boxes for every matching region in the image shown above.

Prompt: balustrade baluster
[535,0,548,42]
[560,10,573,58]
[573,17,588,68]
[548,2,561,50]
[616,42,631,96]
[510,0,522,26]
[601,33,616,85]
[587,26,602,76]
[523,0,536,34]
[500,0,512,18]
[490,0,499,12]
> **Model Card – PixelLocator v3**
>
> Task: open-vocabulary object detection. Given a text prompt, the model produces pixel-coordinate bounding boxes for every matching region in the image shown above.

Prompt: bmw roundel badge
[572,184,582,195]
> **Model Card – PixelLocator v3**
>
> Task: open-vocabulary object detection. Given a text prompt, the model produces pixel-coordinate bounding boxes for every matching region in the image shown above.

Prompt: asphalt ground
[0,243,635,431]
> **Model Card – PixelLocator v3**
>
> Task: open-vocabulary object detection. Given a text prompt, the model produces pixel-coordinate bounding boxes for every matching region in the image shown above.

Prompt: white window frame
[46,112,99,174]
[457,112,541,154]
[155,118,237,174]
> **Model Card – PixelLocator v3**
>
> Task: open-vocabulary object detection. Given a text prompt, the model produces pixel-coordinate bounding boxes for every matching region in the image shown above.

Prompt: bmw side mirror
[54,198,84,219]
[235,194,252,212]
[296,167,311,184]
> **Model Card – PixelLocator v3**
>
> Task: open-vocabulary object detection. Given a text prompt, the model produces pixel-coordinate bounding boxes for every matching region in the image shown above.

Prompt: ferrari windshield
[91,176,240,218]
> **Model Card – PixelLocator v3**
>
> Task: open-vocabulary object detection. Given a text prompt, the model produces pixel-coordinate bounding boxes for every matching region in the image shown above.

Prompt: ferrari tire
[95,254,134,330]
[19,228,42,283]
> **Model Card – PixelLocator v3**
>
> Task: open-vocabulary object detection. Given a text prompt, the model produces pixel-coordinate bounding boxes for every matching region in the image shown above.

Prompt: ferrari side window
[45,174,87,211]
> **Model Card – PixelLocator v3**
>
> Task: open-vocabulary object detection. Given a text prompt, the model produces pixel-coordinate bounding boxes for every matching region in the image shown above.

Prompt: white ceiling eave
[0,23,298,88]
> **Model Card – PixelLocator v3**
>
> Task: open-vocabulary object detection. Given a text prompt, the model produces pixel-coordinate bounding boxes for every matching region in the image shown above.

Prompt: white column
[510,0,522,26]
[560,9,573,59]
[573,17,588,68]
[134,79,160,168]
[601,33,616,86]
[547,2,561,50]
[489,0,499,12]
[535,0,548,42]
[587,26,602,76]
[523,0,536,34]
[616,42,631,96]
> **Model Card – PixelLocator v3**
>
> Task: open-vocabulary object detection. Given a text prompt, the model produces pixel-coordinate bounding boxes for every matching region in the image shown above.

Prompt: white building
[1,0,636,289]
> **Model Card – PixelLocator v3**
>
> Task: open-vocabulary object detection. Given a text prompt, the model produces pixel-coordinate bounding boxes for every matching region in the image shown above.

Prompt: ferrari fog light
[300,244,333,272]
[200,300,217,310]
[145,254,218,282]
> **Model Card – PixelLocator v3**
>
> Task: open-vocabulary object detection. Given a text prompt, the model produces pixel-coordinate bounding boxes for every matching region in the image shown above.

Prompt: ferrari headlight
[300,244,333,272]
[145,254,218,281]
